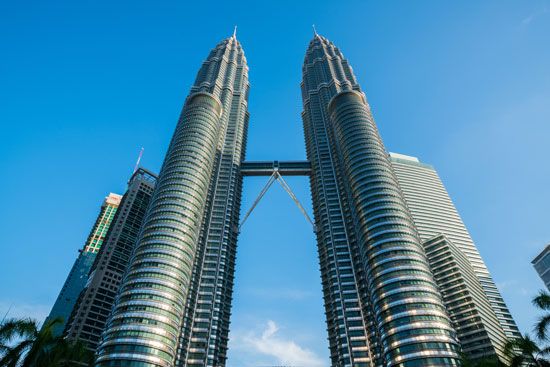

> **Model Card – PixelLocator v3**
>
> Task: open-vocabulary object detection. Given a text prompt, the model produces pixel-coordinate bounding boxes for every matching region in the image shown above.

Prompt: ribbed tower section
[96,35,248,367]
[302,34,461,367]
[177,35,249,367]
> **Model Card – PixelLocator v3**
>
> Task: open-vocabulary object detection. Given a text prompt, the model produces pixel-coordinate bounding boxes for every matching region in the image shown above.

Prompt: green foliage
[3,289,550,366]
[460,354,506,367]
[460,289,550,367]
[533,291,550,311]
[534,290,550,341]
[0,317,94,367]
[480,289,550,367]
[503,334,550,367]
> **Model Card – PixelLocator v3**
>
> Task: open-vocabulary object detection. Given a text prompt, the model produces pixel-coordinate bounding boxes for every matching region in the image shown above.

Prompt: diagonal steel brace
[275,172,316,231]
[238,171,278,232]
[238,169,316,232]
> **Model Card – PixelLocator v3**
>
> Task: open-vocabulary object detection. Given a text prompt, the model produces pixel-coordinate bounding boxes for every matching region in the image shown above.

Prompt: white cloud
[495,280,517,291]
[230,320,325,367]
[521,5,548,25]
[495,281,538,298]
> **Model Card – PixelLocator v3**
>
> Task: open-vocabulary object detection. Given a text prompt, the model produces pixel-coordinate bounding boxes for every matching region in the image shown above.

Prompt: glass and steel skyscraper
[175,33,249,367]
[65,168,157,351]
[388,153,521,341]
[301,33,460,367]
[45,193,122,337]
[96,33,249,367]
[423,235,509,362]
[533,244,550,290]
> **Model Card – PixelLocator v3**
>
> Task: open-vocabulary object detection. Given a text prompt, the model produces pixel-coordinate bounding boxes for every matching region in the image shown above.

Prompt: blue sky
[1,0,549,365]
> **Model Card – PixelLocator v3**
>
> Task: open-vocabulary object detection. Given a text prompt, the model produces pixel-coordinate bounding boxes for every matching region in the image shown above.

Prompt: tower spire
[133,147,144,174]
[312,24,318,36]
[233,25,237,39]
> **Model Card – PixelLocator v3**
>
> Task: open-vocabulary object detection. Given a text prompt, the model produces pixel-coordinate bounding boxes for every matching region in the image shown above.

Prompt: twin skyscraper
[47,32,520,366]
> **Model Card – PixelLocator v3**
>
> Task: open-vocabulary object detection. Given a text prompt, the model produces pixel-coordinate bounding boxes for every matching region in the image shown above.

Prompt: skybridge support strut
[238,172,277,232]
[275,172,316,231]
[238,168,316,232]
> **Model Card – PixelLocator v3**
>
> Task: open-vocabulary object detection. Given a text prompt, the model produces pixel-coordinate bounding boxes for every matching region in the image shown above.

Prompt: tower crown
[301,34,357,102]
[191,35,249,101]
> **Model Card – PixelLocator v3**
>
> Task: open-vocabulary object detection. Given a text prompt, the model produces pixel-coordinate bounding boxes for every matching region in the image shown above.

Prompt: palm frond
[534,290,550,310]
[540,345,550,356]
[0,318,37,344]
[0,339,33,367]
[536,314,550,341]
[505,334,542,365]
[0,317,94,367]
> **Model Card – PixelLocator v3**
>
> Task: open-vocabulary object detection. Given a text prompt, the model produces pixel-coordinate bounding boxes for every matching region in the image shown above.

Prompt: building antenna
[312,24,318,36]
[133,147,144,174]
[1,303,12,323]
[233,25,237,39]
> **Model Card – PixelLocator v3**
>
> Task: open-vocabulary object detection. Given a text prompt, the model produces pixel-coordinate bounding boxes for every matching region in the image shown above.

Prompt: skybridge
[240,160,311,176]
[239,160,315,231]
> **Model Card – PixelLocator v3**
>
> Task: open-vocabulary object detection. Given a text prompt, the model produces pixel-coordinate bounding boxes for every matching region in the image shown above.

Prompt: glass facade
[176,35,249,367]
[85,203,118,253]
[96,35,249,367]
[45,193,122,337]
[65,169,157,351]
[423,235,509,362]
[301,34,460,367]
[533,245,550,290]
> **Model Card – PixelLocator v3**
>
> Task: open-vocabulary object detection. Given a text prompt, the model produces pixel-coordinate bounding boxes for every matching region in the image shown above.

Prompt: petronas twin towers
[96,35,248,367]
[94,32,517,367]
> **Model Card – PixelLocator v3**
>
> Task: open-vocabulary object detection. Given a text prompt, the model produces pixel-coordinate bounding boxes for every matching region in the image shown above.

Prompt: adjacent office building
[423,235,509,362]
[64,168,157,351]
[45,193,122,336]
[389,153,521,342]
[96,33,249,367]
[533,244,550,290]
